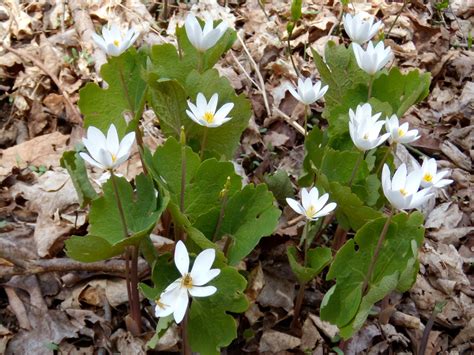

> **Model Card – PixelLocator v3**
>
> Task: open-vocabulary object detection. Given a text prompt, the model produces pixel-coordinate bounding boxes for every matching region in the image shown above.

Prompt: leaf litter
[0,0,472,353]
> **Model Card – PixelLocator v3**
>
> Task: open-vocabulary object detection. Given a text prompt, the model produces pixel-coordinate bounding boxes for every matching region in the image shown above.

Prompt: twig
[418,301,446,355]
[0,258,149,278]
[1,44,82,125]
[273,106,305,136]
[236,32,271,118]
[386,0,409,39]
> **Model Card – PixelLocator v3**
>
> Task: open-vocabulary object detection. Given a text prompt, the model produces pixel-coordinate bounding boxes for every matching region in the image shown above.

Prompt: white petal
[116,131,136,159]
[190,249,216,279]
[391,164,407,190]
[189,285,217,297]
[79,152,104,170]
[312,202,337,219]
[286,198,306,216]
[208,93,219,114]
[173,288,189,324]
[106,124,120,155]
[174,240,190,276]
[213,102,234,121]
[301,188,311,210]
[192,268,220,287]
[92,33,107,52]
[98,148,113,169]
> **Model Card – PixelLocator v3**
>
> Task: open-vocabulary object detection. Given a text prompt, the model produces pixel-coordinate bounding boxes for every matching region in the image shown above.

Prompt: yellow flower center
[305,205,316,218]
[203,112,215,123]
[155,298,168,310]
[111,154,117,162]
[363,133,369,140]
[399,188,408,196]
[181,274,193,289]
[397,128,406,137]
[423,173,433,182]
[113,40,120,47]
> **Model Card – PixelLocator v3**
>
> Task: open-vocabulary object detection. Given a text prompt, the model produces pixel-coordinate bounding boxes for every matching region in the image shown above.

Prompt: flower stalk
[349,151,365,187]
[200,127,208,160]
[110,171,142,334]
[212,177,231,242]
[375,144,393,175]
[179,127,187,241]
[291,222,310,329]
[361,208,394,295]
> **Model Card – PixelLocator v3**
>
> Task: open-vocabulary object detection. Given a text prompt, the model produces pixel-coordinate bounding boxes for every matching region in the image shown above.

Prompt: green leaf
[311,43,369,109]
[290,0,303,21]
[151,137,241,222]
[372,67,431,117]
[320,149,369,185]
[288,246,332,284]
[65,174,162,262]
[189,266,248,355]
[211,184,281,265]
[300,126,328,186]
[78,48,147,135]
[60,150,98,207]
[264,169,294,205]
[320,212,424,338]
[318,174,382,231]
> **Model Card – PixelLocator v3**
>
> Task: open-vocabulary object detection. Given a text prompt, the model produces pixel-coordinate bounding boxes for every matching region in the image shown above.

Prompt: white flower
[79,124,135,170]
[286,187,337,221]
[93,171,124,186]
[418,158,453,188]
[92,23,139,57]
[186,93,234,128]
[352,41,393,75]
[184,14,228,52]
[154,241,220,324]
[385,115,420,144]
[288,78,329,105]
[343,13,383,44]
[349,103,390,151]
[382,163,433,210]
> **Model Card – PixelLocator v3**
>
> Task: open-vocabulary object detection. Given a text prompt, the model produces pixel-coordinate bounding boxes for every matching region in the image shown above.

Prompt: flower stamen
[305,205,316,218]
[423,173,433,183]
[399,188,408,196]
[203,112,214,123]
[113,40,120,47]
[181,274,193,289]
[397,128,405,137]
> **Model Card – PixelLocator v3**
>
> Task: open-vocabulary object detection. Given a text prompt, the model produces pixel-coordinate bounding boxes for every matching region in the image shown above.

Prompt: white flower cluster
[348,103,420,152]
[382,159,452,210]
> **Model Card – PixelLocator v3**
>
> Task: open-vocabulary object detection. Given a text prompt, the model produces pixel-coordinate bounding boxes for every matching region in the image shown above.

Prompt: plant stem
[287,29,300,77]
[291,222,310,329]
[200,127,208,160]
[375,144,393,175]
[331,224,348,252]
[386,0,408,39]
[110,171,142,334]
[367,75,374,100]
[303,104,309,136]
[212,179,231,242]
[181,310,191,355]
[197,51,204,73]
[348,151,365,187]
[361,209,394,295]
[179,131,187,241]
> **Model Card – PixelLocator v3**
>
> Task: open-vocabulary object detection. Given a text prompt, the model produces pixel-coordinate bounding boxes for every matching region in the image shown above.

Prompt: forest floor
[0,0,472,354]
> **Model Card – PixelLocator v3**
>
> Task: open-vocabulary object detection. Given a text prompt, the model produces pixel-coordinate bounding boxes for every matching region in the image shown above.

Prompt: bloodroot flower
[343,13,383,44]
[288,78,329,106]
[349,103,390,151]
[92,23,139,57]
[419,158,453,188]
[382,163,433,210]
[80,124,135,171]
[154,241,220,324]
[184,14,228,52]
[286,187,337,221]
[352,41,393,75]
[186,93,234,128]
[385,115,420,144]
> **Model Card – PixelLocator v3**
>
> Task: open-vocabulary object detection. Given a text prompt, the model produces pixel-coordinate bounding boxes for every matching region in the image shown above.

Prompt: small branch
[1,44,82,124]
[386,0,409,39]
[0,258,149,278]
[273,106,305,136]
[237,32,271,118]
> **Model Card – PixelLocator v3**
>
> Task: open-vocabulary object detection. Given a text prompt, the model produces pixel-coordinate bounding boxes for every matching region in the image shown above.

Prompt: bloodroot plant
[62,13,280,354]
[60,3,453,354]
